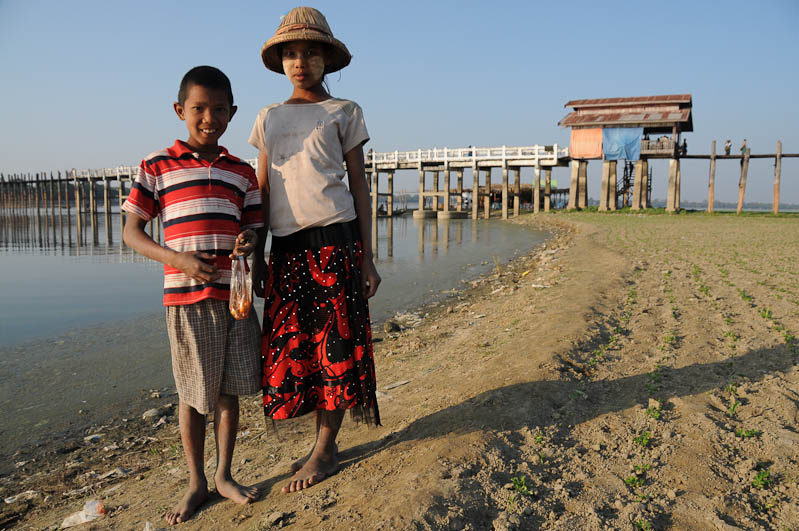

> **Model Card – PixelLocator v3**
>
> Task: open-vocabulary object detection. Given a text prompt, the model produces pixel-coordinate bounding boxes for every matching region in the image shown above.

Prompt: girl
[249,7,381,494]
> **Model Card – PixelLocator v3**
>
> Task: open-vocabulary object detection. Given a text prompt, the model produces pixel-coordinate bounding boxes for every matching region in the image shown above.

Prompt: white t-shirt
[249,98,370,237]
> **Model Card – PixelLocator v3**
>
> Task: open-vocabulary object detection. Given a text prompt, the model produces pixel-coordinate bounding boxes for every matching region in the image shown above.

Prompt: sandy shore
[3,211,798,530]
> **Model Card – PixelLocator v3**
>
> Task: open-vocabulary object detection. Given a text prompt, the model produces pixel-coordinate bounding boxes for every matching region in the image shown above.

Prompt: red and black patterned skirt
[261,220,380,426]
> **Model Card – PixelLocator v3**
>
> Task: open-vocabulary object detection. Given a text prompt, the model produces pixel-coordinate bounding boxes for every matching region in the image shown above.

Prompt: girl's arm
[252,150,270,298]
[345,145,381,298]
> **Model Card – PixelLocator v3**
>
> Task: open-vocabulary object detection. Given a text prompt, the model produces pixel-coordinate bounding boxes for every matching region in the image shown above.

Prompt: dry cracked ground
[3,211,799,530]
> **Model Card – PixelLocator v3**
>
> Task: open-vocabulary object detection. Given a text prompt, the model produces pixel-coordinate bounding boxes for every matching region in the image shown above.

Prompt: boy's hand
[230,229,258,258]
[173,251,220,283]
[252,257,267,298]
[361,257,381,299]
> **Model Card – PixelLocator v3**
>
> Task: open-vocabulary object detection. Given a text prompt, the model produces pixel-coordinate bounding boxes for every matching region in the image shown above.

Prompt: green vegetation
[634,431,652,448]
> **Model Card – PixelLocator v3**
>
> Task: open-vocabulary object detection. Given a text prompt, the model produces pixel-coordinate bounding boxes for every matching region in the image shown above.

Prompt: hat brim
[261,30,351,75]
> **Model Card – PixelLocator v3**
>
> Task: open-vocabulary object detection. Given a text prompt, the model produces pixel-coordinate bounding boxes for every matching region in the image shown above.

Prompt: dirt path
[4,212,798,530]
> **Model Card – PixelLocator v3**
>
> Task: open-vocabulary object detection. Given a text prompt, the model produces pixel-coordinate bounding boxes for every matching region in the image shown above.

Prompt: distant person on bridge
[679,139,688,156]
[250,6,381,495]
[724,139,731,155]
[740,139,748,165]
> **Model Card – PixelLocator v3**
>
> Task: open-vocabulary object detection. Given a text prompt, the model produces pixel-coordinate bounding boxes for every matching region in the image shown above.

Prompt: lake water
[0,208,548,456]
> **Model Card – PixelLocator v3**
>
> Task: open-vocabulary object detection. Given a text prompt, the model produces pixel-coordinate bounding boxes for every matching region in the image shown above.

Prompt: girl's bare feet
[283,452,339,493]
[289,442,338,474]
[214,472,259,504]
[165,482,209,525]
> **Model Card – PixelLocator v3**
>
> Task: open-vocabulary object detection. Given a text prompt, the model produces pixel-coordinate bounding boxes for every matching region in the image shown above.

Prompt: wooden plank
[773,140,782,215]
[736,150,750,214]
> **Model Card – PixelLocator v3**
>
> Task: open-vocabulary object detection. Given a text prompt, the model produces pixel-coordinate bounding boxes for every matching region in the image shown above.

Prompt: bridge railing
[366,145,569,165]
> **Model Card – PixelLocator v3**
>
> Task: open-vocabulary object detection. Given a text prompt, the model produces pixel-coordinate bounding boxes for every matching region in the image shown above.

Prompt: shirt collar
[167,140,239,162]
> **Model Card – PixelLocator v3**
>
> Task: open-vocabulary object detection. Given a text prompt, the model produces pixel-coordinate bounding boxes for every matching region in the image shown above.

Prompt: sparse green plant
[148,446,159,456]
[752,468,772,489]
[634,431,652,447]
[634,519,653,531]
[699,284,710,296]
[533,431,545,445]
[634,463,651,473]
[625,475,645,488]
[536,451,547,464]
[724,331,740,342]
[735,428,761,439]
[725,316,734,325]
[719,267,729,278]
[663,333,676,345]
[738,289,753,303]
[645,383,657,395]
[645,406,662,420]
[728,399,741,418]
[511,475,532,496]
[759,308,773,320]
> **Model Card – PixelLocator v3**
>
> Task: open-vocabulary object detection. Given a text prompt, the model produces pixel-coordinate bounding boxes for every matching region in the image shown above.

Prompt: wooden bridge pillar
[432,171,439,212]
[666,158,680,212]
[483,168,491,219]
[630,160,646,210]
[544,169,552,212]
[387,171,394,216]
[417,164,425,213]
[641,161,649,209]
[501,162,509,220]
[512,168,520,216]
[371,169,379,219]
[675,161,681,211]
[456,170,464,212]
[443,168,451,212]
[773,140,782,214]
[707,141,716,213]
[737,150,750,214]
[471,165,479,220]
[533,165,541,213]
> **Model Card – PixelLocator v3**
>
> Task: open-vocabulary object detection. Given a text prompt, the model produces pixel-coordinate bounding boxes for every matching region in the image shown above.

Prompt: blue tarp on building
[602,127,643,161]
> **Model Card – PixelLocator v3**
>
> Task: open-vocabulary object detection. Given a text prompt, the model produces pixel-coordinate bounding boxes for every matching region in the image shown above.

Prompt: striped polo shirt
[122,140,263,306]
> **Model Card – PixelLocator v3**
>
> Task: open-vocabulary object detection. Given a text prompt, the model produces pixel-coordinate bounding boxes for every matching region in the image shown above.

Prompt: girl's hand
[230,229,258,258]
[361,257,381,298]
[173,251,220,283]
[252,257,267,298]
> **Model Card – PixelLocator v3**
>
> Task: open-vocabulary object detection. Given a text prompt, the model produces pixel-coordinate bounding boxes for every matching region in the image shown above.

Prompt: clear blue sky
[1,0,797,204]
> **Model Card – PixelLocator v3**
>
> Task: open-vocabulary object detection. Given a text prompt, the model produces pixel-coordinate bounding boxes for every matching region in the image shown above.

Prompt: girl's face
[282,41,327,91]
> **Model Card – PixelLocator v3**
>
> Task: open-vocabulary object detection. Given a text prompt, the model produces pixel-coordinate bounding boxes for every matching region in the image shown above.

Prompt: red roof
[564,94,692,109]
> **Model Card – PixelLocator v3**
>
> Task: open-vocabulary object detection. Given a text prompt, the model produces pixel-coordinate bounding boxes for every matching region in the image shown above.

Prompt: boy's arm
[252,150,270,298]
[345,144,381,299]
[122,213,220,283]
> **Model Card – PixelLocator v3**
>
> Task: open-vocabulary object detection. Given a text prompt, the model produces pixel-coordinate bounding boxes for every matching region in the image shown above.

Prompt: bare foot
[289,443,338,474]
[165,484,209,525]
[214,473,259,504]
[282,453,339,493]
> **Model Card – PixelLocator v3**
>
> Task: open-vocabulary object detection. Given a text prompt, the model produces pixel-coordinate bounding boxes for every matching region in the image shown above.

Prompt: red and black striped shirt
[122,140,263,306]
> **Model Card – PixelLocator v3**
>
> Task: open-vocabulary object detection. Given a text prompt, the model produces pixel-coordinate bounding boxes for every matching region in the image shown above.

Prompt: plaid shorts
[166,298,261,414]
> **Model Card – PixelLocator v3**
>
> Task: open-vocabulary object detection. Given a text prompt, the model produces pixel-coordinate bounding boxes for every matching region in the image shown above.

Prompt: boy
[122,65,264,525]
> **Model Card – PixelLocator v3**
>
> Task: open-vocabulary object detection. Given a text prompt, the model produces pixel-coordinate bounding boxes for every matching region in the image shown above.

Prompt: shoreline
[4,212,798,529]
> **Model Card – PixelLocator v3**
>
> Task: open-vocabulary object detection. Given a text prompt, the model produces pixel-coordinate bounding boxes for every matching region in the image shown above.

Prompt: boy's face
[282,41,327,90]
[173,84,237,152]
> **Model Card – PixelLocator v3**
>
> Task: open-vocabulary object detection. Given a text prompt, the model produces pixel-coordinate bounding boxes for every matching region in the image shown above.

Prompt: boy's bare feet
[165,483,209,525]
[214,472,260,504]
[283,452,339,493]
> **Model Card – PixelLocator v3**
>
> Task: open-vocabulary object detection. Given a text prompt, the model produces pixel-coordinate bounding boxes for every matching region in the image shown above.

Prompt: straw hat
[261,7,351,74]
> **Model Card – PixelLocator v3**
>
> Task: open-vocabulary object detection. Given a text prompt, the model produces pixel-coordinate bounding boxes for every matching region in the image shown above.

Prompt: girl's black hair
[178,66,234,106]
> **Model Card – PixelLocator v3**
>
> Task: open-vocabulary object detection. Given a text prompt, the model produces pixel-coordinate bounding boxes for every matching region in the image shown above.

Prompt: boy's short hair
[178,66,234,106]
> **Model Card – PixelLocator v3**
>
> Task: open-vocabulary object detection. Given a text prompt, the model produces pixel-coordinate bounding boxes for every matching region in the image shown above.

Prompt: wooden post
[578,161,588,209]
[641,160,649,209]
[48,172,56,242]
[533,165,541,213]
[103,177,111,244]
[89,177,97,245]
[609,161,617,211]
[773,140,782,215]
[666,159,678,213]
[417,163,425,213]
[443,168,451,212]
[599,161,610,211]
[471,165,479,220]
[387,171,394,216]
[371,169,378,219]
[708,140,716,213]
[675,161,681,211]
[73,172,82,245]
[432,171,439,212]
[512,168,520,216]
[501,162,509,220]
[456,170,464,212]
[57,172,63,244]
[483,168,491,219]
[387,218,393,258]
[544,168,551,212]
[630,160,644,210]
[737,150,749,214]
[568,160,579,210]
